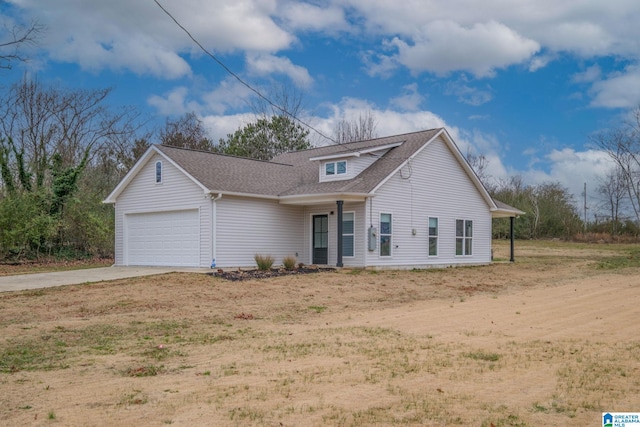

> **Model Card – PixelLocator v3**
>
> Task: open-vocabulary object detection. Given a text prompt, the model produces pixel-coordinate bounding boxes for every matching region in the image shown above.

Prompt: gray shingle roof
[156,128,443,198]
[156,145,298,196]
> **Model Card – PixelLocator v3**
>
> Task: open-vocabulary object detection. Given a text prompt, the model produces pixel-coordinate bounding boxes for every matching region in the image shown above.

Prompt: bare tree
[0,20,44,69]
[592,106,640,223]
[250,80,307,121]
[465,148,493,190]
[0,77,140,192]
[332,110,378,144]
[159,112,214,151]
[596,166,628,235]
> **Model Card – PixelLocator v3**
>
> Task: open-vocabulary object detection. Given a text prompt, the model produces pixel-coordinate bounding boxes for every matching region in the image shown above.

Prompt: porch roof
[491,199,526,218]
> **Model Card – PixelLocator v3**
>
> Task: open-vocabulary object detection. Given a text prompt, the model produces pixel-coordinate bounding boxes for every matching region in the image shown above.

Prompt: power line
[153,0,337,145]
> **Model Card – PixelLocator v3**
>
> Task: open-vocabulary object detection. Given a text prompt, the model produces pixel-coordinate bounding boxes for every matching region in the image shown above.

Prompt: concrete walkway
[0,266,212,293]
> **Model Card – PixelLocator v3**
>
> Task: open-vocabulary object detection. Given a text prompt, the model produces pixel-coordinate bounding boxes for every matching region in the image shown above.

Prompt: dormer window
[155,161,162,184]
[311,141,403,183]
[325,160,347,176]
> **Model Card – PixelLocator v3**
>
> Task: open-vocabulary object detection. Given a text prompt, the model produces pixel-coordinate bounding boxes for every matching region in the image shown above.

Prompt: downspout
[210,193,222,268]
[336,200,344,267]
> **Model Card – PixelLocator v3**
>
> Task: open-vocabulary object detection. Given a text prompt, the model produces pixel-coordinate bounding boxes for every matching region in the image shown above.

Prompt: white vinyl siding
[114,153,211,267]
[364,135,491,268]
[215,196,305,268]
[349,148,395,177]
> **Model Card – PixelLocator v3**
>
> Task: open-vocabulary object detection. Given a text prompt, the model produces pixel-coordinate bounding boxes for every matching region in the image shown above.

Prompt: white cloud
[534,21,613,56]
[201,101,452,150]
[452,128,510,184]
[9,0,640,84]
[344,0,640,56]
[469,115,490,121]
[201,112,257,143]
[279,2,348,32]
[387,20,540,77]
[148,87,197,116]
[528,53,555,72]
[148,76,262,117]
[201,78,256,115]
[589,65,640,108]
[572,64,602,83]
[9,0,294,78]
[445,80,493,106]
[389,83,425,111]
[523,147,615,205]
[339,0,640,76]
[361,48,399,78]
[9,0,640,85]
[246,53,313,87]
[330,98,446,134]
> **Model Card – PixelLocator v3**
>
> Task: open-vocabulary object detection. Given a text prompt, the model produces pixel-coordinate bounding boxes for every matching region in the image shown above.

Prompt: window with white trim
[380,213,392,256]
[342,212,354,257]
[155,161,162,184]
[325,160,347,176]
[428,217,438,256]
[456,219,473,256]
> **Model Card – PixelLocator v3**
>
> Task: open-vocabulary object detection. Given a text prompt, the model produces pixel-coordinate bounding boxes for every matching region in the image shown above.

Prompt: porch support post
[336,200,344,267]
[510,216,515,263]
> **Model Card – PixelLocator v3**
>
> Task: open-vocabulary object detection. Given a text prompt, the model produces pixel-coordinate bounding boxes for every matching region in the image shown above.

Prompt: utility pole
[583,182,588,231]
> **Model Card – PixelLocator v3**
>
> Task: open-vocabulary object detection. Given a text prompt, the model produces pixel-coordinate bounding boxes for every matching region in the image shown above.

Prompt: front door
[312,214,328,264]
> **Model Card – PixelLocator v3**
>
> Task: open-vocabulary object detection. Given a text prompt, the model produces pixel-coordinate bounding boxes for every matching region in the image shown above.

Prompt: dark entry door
[313,214,328,264]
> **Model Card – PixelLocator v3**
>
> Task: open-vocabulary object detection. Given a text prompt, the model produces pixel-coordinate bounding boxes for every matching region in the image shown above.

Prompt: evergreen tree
[217,115,311,160]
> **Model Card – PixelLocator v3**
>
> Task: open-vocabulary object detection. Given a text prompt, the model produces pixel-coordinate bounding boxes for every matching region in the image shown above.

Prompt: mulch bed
[209,266,335,281]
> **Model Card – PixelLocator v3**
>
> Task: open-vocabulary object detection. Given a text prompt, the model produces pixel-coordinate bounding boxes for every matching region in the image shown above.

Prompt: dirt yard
[1,240,639,426]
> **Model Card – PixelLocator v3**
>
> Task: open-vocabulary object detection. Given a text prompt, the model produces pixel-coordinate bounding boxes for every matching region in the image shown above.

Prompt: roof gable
[103,145,209,204]
[384,129,495,206]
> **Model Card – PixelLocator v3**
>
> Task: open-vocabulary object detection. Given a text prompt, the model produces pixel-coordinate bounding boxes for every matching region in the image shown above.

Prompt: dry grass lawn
[1,240,639,426]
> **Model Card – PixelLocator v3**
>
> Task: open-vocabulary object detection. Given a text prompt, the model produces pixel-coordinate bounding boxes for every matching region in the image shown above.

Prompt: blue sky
[3,0,640,210]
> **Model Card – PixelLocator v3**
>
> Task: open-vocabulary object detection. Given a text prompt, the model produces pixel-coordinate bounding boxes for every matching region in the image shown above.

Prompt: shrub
[282,255,297,271]
[254,254,275,271]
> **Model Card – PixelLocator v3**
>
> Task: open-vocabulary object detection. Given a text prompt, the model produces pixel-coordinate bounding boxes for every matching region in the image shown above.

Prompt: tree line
[0,78,321,260]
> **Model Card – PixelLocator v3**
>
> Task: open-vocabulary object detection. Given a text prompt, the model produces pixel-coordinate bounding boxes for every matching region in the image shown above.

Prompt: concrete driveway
[0,266,211,293]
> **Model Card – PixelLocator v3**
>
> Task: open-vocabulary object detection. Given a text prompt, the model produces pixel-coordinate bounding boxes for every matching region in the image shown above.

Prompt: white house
[104,128,523,269]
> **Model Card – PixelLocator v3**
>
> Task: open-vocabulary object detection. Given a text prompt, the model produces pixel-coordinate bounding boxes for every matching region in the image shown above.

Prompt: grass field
[0,240,639,426]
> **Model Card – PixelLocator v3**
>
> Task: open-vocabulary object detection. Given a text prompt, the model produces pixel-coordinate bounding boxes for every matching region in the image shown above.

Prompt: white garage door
[125,209,200,267]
